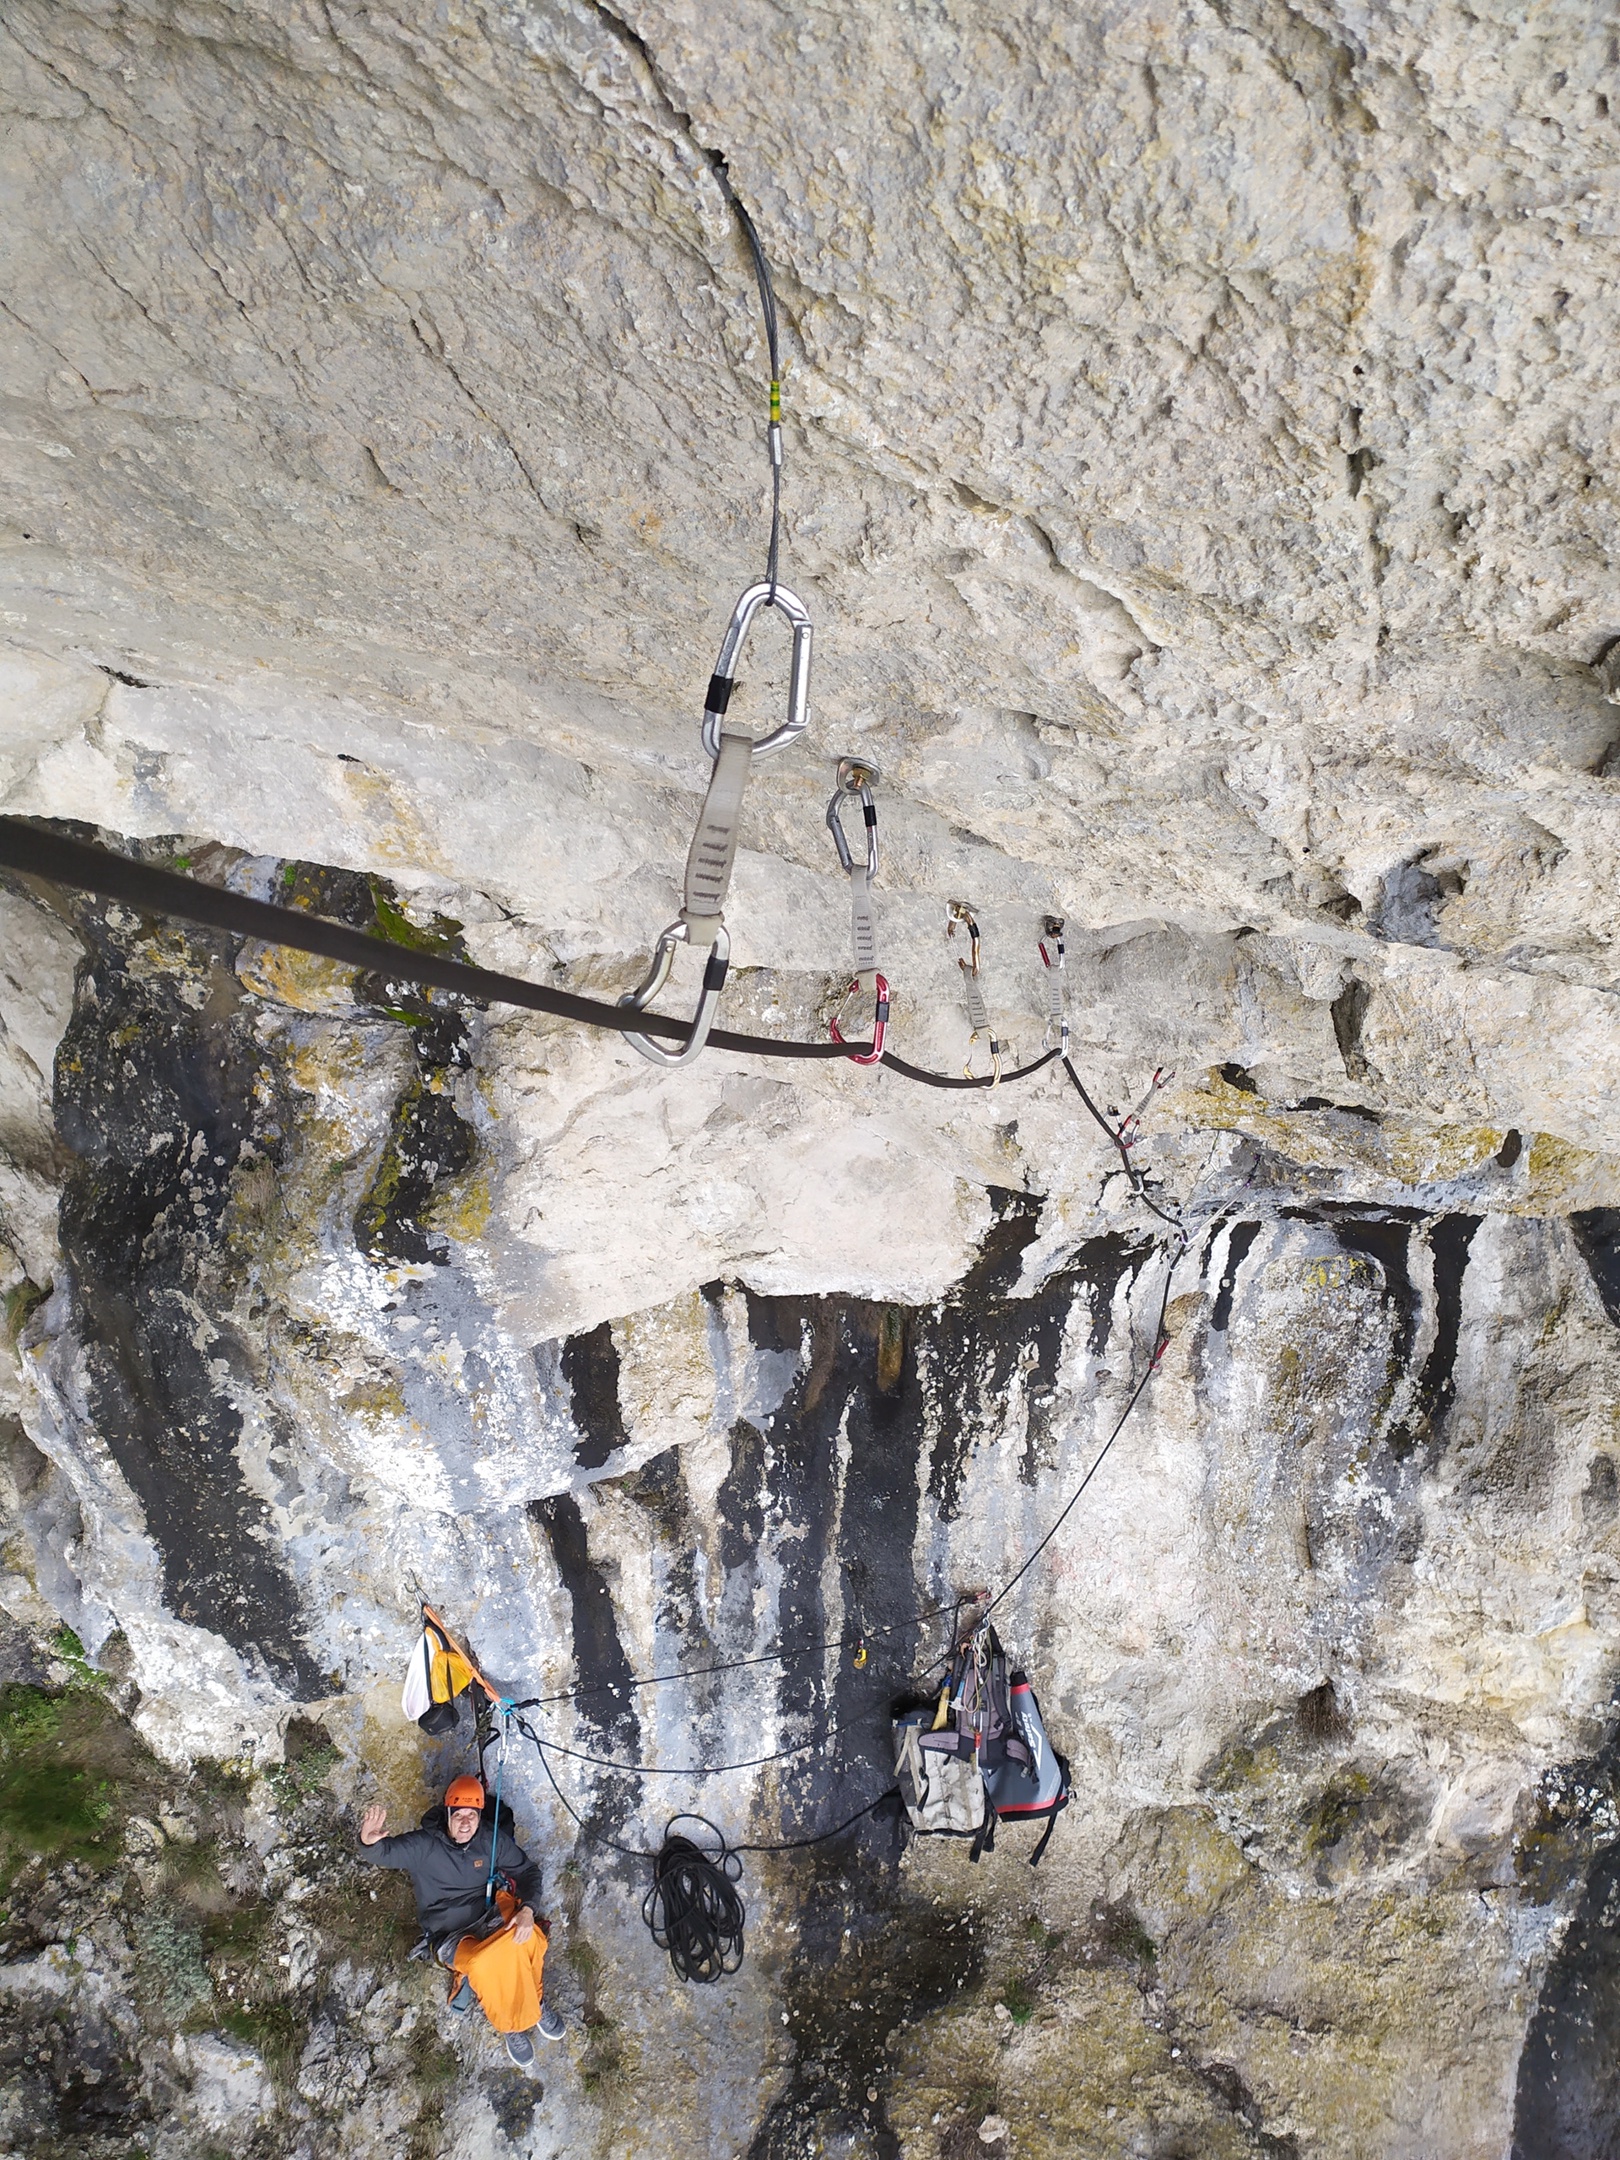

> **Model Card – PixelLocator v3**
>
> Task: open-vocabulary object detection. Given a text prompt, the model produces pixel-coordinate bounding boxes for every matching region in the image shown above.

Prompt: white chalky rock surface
[0,2,1619,2156]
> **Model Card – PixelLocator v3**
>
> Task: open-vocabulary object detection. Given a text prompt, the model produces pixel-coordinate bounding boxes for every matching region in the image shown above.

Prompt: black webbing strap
[0,818,1060,1091]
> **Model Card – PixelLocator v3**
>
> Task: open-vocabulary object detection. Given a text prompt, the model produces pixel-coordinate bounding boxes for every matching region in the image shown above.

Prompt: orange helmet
[444,1774,485,1812]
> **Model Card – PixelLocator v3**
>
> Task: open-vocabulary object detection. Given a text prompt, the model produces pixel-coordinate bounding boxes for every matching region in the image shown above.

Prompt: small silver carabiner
[701,581,813,761]
[947,902,1002,1084]
[1038,914,1069,1054]
[617,919,732,1067]
[826,758,880,879]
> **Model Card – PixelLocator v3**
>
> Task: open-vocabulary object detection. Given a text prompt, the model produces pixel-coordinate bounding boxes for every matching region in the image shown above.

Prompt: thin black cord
[700,167,783,600]
[518,1697,887,1778]
[1062,1055,1188,1239]
[525,1720,895,1862]
[985,1246,1182,1618]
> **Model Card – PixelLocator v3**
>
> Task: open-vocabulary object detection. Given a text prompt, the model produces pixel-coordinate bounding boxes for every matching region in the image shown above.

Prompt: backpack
[981,1670,1070,1865]
[951,1626,1033,1784]
[892,1709,995,1860]
[401,1616,474,1737]
[892,1628,1071,1868]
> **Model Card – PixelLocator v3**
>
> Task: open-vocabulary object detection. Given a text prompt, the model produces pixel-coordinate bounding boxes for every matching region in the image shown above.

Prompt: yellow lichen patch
[1524,1131,1620,1210]
[1166,1074,1390,1179]
[1384,1125,1504,1184]
[339,1373,407,1421]
[422,1168,492,1244]
[888,1964,1258,2160]
[1167,1075,1620,1210]
[237,943,361,1015]
[332,762,443,875]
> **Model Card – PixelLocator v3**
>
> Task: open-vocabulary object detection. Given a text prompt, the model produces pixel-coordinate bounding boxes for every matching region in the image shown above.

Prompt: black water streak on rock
[617,1445,709,1653]
[53,881,324,1698]
[1386,1214,1480,1459]
[1512,1726,1620,2160]
[725,1290,924,1840]
[748,1853,982,2160]
[527,1493,640,1760]
[1573,1211,1620,1330]
[560,1320,628,1470]
[926,1191,1089,1515]
[716,1416,769,1590]
[352,1076,476,1265]
[1211,1220,1263,1333]
[288,859,482,1269]
[1315,1211,1422,1379]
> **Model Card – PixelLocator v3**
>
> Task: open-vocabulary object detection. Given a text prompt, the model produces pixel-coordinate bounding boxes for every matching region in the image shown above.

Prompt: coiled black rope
[642,1817,747,1984]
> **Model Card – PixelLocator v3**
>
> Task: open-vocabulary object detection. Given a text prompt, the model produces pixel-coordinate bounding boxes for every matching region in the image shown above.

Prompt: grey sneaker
[446,1978,472,2015]
[505,2030,535,2067]
[537,2002,565,2042]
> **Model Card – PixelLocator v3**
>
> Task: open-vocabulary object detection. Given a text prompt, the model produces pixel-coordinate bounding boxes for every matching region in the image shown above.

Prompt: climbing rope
[0,820,1068,1090]
[483,1705,512,1909]
[641,1818,746,1984]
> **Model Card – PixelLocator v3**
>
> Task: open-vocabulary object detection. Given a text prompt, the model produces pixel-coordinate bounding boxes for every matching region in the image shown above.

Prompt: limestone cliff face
[1,3,1619,2156]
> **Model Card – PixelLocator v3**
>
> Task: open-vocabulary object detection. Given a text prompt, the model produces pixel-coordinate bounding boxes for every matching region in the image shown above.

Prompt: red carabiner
[831,973,889,1066]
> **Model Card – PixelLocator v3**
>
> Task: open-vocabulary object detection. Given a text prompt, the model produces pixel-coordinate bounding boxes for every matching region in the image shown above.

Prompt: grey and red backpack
[891,1623,1070,1865]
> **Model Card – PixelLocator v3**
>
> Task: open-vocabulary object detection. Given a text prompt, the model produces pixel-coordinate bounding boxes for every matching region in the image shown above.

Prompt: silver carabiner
[701,581,813,761]
[1038,914,1069,1054]
[947,902,1001,1084]
[826,758,880,878]
[618,920,732,1067]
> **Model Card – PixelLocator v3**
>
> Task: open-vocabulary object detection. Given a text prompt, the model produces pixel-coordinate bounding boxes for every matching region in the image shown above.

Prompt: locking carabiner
[947,902,1002,1084]
[622,579,813,1068]
[826,758,879,882]
[1038,914,1069,1054]
[618,920,732,1067]
[831,972,890,1064]
[701,581,814,761]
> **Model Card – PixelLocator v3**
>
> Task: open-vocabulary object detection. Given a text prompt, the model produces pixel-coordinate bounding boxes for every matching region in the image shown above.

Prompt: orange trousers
[450,1889,549,2035]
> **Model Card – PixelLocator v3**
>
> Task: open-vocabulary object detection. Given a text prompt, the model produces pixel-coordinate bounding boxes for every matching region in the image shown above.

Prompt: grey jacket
[358,1806,544,1944]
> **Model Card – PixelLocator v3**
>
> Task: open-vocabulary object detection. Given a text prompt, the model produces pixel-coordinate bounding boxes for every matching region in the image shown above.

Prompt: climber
[358,1773,564,2066]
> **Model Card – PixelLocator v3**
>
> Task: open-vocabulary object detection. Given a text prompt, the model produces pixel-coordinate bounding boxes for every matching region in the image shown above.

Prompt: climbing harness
[1038,916,1069,1055]
[947,902,1002,1084]
[826,758,888,1065]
